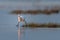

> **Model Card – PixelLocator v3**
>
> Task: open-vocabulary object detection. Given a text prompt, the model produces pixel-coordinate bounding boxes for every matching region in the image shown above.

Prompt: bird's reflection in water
[18,26,20,40]
[16,22,26,40]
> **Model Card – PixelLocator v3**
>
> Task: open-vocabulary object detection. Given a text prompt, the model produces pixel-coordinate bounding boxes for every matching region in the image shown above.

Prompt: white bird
[16,15,26,27]
[16,14,26,40]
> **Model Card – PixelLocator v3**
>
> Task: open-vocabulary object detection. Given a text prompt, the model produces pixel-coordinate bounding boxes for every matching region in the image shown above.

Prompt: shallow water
[0,0,60,40]
[0,10,60,40]
[0,25,60,40]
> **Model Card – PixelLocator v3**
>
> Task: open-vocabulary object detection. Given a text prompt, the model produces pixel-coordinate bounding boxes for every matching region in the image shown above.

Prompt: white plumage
[18,15,25,22]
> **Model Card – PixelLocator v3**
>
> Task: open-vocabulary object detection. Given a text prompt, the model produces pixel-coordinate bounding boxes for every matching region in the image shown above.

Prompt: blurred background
[0,0,60,40]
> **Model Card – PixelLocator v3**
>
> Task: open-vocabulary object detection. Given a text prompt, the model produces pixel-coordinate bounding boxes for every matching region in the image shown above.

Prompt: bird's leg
[16,22,20,27]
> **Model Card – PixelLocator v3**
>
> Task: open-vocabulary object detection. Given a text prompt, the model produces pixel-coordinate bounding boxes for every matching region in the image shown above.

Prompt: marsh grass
[22,23,60,28]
